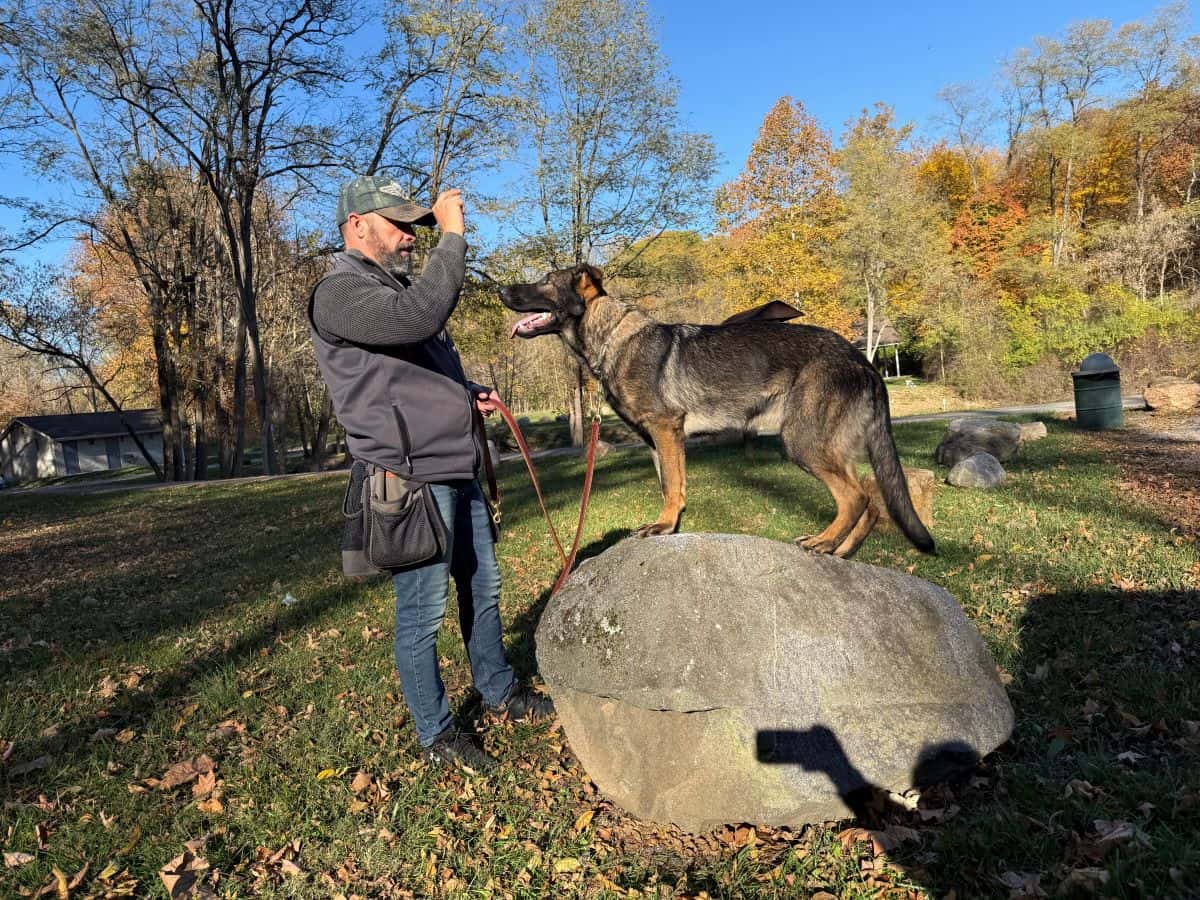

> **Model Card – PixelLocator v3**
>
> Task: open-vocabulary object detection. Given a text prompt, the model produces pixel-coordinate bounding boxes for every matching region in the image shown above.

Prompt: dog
[499,265,934,557]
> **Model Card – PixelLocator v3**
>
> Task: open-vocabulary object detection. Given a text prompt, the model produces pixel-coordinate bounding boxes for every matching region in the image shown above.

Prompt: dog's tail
[865,384,937,555]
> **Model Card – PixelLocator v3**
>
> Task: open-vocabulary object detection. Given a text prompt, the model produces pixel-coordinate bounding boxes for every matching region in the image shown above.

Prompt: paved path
[3,395,1151,498]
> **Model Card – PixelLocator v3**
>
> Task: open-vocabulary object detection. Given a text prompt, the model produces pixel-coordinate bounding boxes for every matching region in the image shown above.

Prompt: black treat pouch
[362,466,447,571]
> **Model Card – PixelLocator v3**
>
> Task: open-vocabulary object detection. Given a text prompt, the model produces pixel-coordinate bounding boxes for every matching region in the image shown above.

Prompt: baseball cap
[336,175,437,227]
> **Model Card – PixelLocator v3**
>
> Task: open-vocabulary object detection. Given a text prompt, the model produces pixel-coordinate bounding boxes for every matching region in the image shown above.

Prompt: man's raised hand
[432,189,465,236]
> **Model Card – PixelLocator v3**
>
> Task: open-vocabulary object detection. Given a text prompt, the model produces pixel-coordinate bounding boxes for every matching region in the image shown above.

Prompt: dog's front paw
[634,522,674,537]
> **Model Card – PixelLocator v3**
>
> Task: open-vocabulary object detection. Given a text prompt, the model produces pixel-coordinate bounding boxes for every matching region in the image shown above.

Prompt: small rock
[947,452,1006,489]
[1018,421,1047,442]
[934,418,1021,467]
[1144,376,1200,413]
[80,595,99,607]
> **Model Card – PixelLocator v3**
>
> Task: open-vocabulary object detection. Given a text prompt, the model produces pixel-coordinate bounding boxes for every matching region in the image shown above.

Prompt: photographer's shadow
[756,725,980,827]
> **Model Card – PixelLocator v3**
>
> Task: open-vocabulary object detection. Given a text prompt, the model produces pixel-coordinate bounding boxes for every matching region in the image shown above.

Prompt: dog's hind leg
[798,466,868,554]
[636,422,686,537]
[831,500,879,559]
[781,412,868,554]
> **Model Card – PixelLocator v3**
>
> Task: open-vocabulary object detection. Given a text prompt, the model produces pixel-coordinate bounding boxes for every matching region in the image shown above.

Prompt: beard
[366,229,414,276]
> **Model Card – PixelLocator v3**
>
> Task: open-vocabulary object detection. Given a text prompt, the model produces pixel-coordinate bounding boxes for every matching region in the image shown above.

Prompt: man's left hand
[475,389,501,417]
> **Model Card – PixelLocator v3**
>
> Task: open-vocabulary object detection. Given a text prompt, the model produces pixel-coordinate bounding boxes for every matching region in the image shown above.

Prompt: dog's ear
[571,264,605,303]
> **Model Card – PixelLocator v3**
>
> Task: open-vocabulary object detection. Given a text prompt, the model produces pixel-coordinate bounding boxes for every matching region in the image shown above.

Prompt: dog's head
[499,264,605,339]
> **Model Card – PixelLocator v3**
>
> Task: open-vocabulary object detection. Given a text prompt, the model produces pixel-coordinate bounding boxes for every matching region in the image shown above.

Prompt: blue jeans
[392,480,516,746]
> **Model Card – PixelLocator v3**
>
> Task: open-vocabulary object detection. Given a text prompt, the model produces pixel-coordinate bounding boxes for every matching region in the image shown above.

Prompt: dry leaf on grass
[154,755,216,790]
[4,851,35,868]
[159,849,215,899]
[573,809,595,833]
[192,771,217,798]
[32,863,88,900]
[8,754,52,777]
[837,824,920,856]
[998,870,1046,898]
[196,797,225,815]
[350,772,372,794]
[1057,867,1110,894]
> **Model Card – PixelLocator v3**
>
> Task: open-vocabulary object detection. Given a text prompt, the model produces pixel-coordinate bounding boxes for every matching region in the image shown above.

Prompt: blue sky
[0,0,1188,263]
[654,0,1192,184]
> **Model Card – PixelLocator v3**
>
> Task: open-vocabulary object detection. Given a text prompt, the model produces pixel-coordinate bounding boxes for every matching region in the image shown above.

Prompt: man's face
[351,212,417,271]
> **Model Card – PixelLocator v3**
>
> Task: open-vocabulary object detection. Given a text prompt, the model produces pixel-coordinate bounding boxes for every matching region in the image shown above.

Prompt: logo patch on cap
[378,181,407,197]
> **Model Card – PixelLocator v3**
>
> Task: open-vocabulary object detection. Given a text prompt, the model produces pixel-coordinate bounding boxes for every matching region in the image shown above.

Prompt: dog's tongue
[510,313,550,338]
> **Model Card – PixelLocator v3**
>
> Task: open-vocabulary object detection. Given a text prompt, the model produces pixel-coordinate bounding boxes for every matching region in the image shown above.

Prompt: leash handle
[474,407,501,524]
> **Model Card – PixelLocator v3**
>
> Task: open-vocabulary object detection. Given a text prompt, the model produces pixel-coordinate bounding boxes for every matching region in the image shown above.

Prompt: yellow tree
[710,97,846,329]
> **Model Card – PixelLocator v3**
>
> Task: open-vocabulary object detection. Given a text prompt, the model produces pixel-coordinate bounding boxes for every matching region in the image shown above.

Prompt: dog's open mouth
[510,311,556,338]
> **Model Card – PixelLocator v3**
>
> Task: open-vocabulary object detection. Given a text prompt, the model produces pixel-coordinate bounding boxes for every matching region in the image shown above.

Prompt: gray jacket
[308,236,485,482]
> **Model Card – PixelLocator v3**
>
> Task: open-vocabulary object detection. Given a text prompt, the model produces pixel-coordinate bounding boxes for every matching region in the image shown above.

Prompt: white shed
[0,410,163,485]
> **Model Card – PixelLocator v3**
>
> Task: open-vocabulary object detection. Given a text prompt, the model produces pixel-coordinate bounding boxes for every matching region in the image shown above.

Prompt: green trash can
[1071,352,1123,430]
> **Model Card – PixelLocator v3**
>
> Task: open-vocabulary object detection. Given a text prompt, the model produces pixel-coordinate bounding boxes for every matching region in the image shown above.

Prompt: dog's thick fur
[500,265,935,557]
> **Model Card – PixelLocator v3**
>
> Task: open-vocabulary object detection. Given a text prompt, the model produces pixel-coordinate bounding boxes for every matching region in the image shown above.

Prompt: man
[308,175,553,772]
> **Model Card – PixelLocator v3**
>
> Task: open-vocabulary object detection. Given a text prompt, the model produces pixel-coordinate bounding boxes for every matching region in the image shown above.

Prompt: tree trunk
[193,403,208,481]
[230,313,249,476]
[311,395,333,470]
[245,311,277,475]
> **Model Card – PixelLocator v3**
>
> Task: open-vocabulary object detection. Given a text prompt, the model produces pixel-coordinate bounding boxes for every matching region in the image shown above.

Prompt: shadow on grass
[3,576,366,786]
[0,477,346,683]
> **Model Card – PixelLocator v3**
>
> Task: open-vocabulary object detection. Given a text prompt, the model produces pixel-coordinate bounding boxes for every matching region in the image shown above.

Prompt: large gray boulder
[537,534,1014,833]
[946,451,1007,489]
[934,417,1022,467]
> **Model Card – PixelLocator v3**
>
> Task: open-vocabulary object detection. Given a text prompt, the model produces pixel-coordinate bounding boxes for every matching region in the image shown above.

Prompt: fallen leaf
[350,772,372,794]
[837,825,920,856]
[118,824,142,856]
[998,869,1046,897]
[279,859,303,877]
[159,756,216,790]
[196,797,224,815]
[553,857,581,873]
[573,809,595,833]
[9,755,52,777]
[1064,780,1101,800]
[4,852,35,868]
[1092,819,1138,848]
[192,772,217,798]
[159,849,215,899]
[1057,866,1109,894]
[50,866,69,899]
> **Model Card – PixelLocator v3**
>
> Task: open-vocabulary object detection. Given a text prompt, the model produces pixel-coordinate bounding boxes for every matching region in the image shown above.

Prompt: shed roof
[3,409,162,443]
[850,318,901,349]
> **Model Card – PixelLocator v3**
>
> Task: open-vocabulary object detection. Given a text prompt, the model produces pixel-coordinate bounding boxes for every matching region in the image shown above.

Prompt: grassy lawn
[1,421,1197,898]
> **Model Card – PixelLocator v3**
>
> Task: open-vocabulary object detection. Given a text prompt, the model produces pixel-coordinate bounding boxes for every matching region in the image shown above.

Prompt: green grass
[1,421,1197,898]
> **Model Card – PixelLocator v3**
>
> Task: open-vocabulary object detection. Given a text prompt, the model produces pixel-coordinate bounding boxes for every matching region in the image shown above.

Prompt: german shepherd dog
[499,265,935,558]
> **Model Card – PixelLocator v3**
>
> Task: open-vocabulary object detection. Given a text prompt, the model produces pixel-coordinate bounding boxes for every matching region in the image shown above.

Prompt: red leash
[480,399,600,595]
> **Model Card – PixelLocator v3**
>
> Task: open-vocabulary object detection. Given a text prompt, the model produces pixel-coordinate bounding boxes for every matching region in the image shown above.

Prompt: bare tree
[935,83,991,191]
[0,0,353,476]
[0,265,164,478]
[512,0,716,442]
